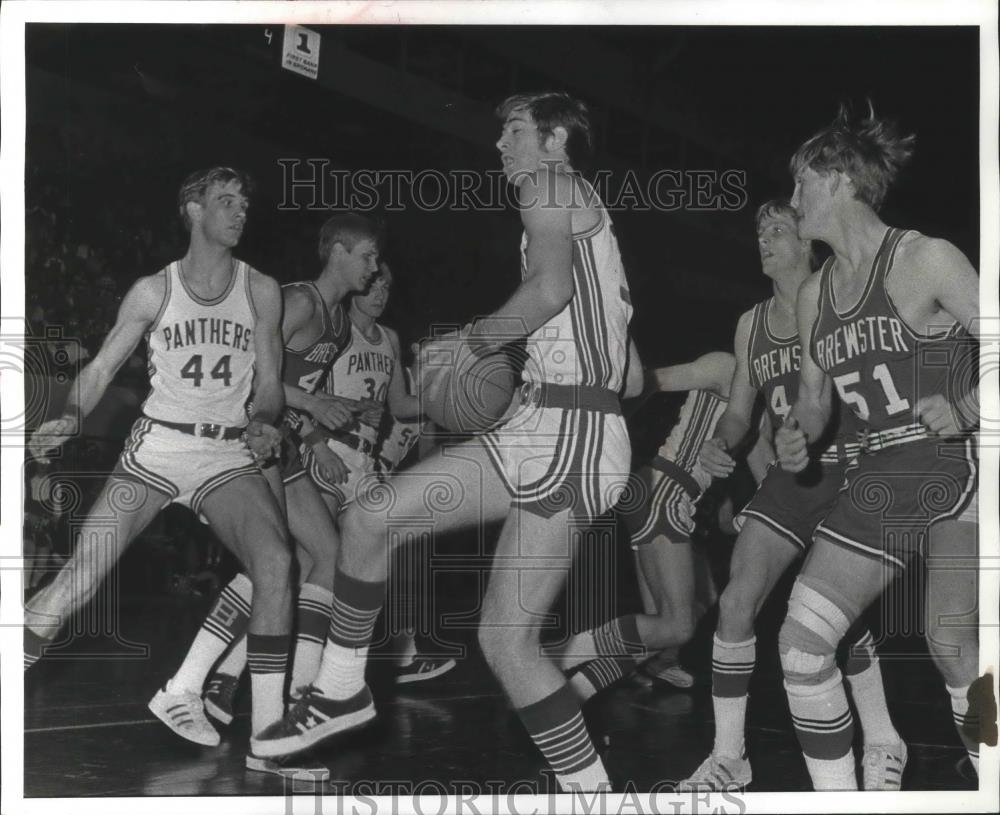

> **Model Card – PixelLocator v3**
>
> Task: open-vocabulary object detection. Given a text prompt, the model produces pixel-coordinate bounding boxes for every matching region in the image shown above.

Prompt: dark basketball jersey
[747,296,858,462]
[811,228,970,436]
[281,281,352,433]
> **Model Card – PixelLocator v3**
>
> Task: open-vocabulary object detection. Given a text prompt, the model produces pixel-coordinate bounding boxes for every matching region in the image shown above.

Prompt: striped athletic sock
[170,573,251,694]
[570,655,636,701]
[947,683,981,774]
[313,570,385,699]
[291,583,334,692]
[786,671,857,789]
[247,632,290,735]
[711,635,755,759]
[516,683,609,792]
[24,626,49,671]
[843,628,900,747]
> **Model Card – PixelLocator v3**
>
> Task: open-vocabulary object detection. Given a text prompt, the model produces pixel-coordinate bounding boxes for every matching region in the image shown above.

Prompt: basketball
[418,335,516,433]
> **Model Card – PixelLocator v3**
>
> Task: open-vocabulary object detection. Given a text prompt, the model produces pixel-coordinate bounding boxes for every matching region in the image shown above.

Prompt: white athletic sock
[845,661,899,747]
[291,583,334,691]
[216,634,247,678]
[250,672,285,734]
[786,673,857,790]
[315,642,369,699]
[711,636,755,759]
[171,573,252,692]
[558,757,611,793]
[947,683,981,774]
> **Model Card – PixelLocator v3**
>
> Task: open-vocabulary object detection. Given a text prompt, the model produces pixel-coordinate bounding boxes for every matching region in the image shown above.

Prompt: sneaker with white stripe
[862,740,907,790]
[148,684,221,747]
[245,752,330,782]
[249,684,376,758]
[677,753,751,792]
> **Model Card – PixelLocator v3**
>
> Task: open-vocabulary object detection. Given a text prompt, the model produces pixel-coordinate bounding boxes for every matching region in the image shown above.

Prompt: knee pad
[779,577,857,685]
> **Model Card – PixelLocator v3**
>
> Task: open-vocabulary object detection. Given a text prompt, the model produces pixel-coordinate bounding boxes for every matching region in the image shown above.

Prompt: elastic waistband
[145,416,245,441]
[859,423,927,453]
[518,382,621,415]
[649,456,702,500]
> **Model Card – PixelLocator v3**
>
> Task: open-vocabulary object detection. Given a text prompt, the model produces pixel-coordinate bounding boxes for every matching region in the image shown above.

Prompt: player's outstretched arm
[778,274,830,472]
[700,312,755,478]
[28,275,162,461]
[645,351,736,398]
[468,170,574,350]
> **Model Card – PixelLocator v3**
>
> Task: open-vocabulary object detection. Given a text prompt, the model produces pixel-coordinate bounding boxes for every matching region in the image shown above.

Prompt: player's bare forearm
[283,383,315,413]
[249,383,283,427]
[789,393,829,442]
[470,273,572,346]
[714,411,751,452]
[389,392,421,422]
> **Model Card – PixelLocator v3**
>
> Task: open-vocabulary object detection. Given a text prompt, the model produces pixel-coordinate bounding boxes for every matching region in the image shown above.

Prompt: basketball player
[24,167,318,776]
[679,199,902,792]
[152,215,383,761]
[546,351,754,698]
[775,105,979,789]
[252,93,633,792]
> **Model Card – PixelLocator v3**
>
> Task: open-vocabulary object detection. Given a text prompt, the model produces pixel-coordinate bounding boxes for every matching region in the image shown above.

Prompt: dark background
[23,24,980,367]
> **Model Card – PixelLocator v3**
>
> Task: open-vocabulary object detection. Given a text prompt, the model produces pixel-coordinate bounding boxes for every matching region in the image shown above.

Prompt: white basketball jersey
[521,180,633,390]
[378,367,425,470]
[143,260,256,426]
[656,389,728,492]
[325,321,396,444]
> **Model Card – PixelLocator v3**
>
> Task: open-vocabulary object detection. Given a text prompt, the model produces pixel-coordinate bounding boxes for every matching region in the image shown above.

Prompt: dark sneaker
[246,752,330,782]
[250,685,376,758]
[395,657,457,685]
[203,673,240,726]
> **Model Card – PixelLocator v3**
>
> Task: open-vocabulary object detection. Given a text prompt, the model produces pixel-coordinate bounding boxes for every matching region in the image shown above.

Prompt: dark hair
[789,102,915,211]
[496,92,594,171]
[317,212,383,267]
[177,167,253,231]
[755,198,819,271]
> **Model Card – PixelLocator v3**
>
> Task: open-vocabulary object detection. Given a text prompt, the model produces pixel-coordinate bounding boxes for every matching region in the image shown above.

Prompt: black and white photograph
[1,2,997,814]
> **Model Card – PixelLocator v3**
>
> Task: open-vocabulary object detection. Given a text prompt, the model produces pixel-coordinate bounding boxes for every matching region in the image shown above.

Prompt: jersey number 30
[833,363,909,422]
[181,354,233,387]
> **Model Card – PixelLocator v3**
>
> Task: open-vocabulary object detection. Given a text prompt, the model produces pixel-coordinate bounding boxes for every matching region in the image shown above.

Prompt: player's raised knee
[778,578,854,685]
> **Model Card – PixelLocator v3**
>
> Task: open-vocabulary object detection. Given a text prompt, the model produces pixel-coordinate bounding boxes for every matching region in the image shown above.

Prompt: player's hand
[28,415,79,463]
[775,416,809,473]
[245,419,282,463]
[699,437,736,478]
[312,443,348,484]
[357,401,385,428]
[915,394,962,437]
[309,394,367,431]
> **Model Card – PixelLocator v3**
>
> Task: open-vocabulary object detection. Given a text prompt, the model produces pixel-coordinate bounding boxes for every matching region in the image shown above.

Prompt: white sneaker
[862,740,907,790]
[148,684,221,747]
[677,753,751,791]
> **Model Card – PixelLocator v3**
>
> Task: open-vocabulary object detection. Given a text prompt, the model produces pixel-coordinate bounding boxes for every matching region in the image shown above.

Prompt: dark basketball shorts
[815,435,978,570]
[620,461,702,548]
[740,458,851,552]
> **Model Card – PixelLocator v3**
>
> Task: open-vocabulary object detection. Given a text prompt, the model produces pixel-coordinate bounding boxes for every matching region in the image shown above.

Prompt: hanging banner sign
[282,25,321,79]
